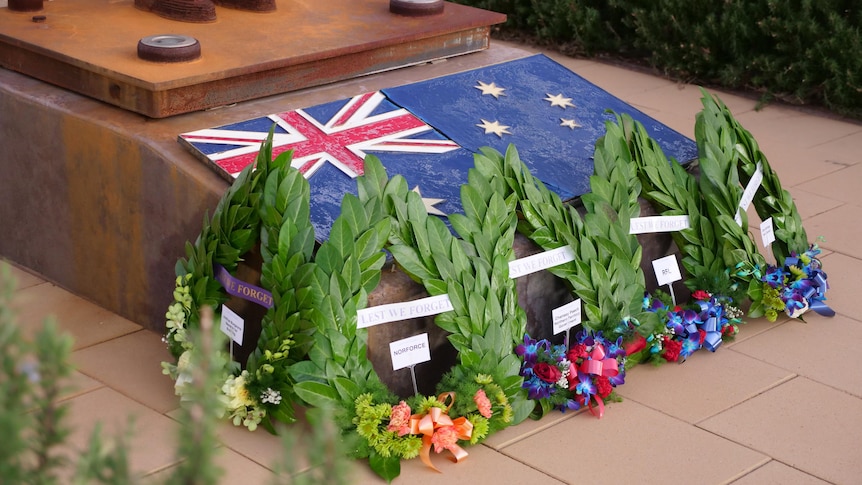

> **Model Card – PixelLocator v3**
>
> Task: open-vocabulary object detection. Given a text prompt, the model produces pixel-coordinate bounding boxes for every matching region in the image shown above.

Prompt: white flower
[223,370,256,410]
[786,299,810,319]
[260,387,282,405]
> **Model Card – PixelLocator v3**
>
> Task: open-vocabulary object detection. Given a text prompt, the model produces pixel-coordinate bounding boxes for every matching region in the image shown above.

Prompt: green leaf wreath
[462,117,666,417]
[288,156,532,482]
[163,132,321,431]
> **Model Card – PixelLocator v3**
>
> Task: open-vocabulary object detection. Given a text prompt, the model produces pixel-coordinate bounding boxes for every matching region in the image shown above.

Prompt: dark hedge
[457,0,862,119]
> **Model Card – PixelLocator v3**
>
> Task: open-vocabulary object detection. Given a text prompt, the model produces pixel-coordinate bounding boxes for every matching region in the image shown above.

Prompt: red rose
[533,362,562,383]
[567,344,588,362]
[596,376,613,398]
[663,337,682,362]
[692,290,711,301]
[623,334,647,356]
[697,329,707,344]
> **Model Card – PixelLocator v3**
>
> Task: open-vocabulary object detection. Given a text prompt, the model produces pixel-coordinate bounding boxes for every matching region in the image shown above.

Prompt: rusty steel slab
[0,0,505,118]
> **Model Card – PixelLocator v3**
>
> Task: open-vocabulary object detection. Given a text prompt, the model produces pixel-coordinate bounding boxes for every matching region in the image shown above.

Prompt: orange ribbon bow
[408,392,473,472]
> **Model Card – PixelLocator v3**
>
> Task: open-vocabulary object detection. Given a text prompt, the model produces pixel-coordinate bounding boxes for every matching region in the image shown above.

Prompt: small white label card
[390,333,431,371]
[760,217,775,247]
[220,304,244,346]
[357,294,454,329]
[629,215,691,234]
[734,162,763,226]
[552,298,582,335]
[508,245,576,279]
[652,254,683,287]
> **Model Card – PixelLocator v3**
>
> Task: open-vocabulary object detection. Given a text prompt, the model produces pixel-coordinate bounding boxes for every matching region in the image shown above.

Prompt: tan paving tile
[734,105,861,151]
[809,128,862,166]
[3,260,44,290]
[788,187,844,221]
[618,348,794,423]
[748,143,848,188]
[725,316,791,348]
[700,377,862,485]
[144,447,276,484]
[63,370,103,401]
[64,387,181,476]
[482,408,580,450]
[174,407,294,472]
[503,399,767,484]
[72,330,179,413]
[348,441,567,485]
[817,252,860,317]
[10,283,141,350]
[731,313,861,397]
[732,460,830,485]
[799,203,862,257]
[796,163,862,205]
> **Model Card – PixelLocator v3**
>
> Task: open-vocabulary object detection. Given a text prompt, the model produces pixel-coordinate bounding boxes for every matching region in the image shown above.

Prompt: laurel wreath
[163,132,321,431]
[288,155,533,480]
[463,117,665,416]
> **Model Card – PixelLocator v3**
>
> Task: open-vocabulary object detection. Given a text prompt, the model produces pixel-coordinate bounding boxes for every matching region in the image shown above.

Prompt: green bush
[0,264,351,485]
[456,0,862,118]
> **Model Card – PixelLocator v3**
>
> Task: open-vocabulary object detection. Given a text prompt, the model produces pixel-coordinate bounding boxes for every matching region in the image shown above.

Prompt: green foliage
[473,137,653,341]
[1,264,351,485]
[454,0,862,118]
[698,91,809,263]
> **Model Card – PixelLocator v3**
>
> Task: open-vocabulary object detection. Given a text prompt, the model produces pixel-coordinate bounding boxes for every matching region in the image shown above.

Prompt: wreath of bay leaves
[466,118,663,416]
[698,92,809,264]
[287,155,533,481]
[623,111,756,300]
[697,91,826,320]
[164,132,322,431]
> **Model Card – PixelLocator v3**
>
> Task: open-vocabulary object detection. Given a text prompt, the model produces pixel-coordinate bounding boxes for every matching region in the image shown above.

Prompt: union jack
[179,91,460,179]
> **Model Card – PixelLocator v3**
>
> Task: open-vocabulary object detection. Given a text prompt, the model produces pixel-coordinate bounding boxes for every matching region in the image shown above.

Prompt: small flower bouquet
[749,244,833,321]
[630,291,742,364]
[515,331,626,418]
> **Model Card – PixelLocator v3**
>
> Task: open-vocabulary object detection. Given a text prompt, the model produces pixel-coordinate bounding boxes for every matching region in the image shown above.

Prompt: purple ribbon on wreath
[695,299,723,352]
[803,269,834,317]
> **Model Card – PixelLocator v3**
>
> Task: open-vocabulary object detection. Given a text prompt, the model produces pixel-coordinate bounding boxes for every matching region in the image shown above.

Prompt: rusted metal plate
[0,0,505,117]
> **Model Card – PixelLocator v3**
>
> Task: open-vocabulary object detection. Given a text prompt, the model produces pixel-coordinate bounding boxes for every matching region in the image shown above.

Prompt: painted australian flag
[179,54,697,241]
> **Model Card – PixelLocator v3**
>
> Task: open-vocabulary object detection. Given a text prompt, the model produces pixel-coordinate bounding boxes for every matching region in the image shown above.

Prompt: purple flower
[762,266,786,288]
[515,335,548,365]
[575,371,596,398]
[522,375,554,400]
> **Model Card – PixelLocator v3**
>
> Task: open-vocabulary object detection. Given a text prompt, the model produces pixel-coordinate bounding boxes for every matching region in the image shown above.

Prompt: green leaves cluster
[385,159,532,429]
[624,113,728,294]
[695,92,767,274]
[290,157,394,423]
[471,134,656,342]
[699,93,809,264]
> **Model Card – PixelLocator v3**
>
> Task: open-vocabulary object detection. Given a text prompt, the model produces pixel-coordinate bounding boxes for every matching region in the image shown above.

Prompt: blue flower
[680,333,701,360]
[575,371,596,398]
[515,334,548,365]
[762,266,786,288]
[559,399,581,413]
[522,375,554,400]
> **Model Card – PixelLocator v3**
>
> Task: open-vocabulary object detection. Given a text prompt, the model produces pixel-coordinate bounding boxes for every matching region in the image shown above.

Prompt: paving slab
[10,283,142,350]
[618,348,795,424]
[731,460,830,485]
[731,313,862,398]
[700,377,862,485]
[503,399,768,485]
[72,329,179,413]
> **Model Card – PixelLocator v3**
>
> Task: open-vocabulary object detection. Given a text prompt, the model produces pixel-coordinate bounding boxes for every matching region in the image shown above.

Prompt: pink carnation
[431,425,459,453]
[387,401,412,436]
[473,389,492,418]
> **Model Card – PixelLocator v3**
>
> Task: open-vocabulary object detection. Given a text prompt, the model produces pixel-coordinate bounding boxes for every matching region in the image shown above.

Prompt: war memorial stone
[0,1,693,396]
